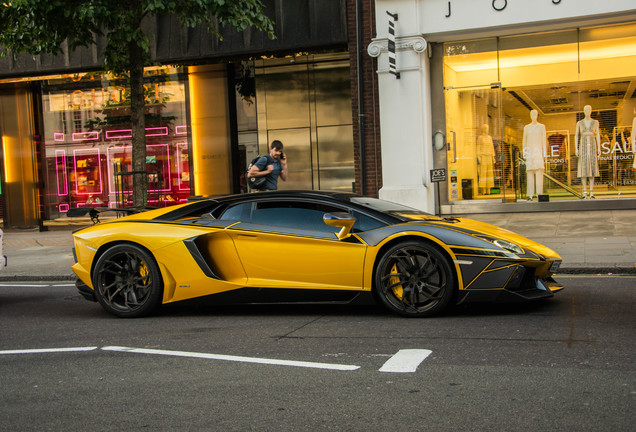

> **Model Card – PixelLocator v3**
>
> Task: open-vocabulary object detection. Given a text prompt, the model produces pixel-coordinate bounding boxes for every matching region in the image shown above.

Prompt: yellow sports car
[72,191,563,318]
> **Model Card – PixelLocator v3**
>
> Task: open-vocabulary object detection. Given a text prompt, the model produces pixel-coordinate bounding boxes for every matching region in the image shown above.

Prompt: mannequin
[522,110,547,201]
[575,105,600,199]
[476,124,495,195]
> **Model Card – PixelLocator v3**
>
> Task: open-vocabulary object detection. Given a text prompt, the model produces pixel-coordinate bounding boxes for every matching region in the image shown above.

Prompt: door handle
[237,234,258,239]
[449,130,457,163]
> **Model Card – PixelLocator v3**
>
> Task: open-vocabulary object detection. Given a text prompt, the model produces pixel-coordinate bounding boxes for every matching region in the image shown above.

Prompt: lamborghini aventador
[72,191,563,318]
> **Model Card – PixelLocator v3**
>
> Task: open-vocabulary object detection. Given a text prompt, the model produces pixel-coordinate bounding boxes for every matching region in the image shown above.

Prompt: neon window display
[41,68,191,217]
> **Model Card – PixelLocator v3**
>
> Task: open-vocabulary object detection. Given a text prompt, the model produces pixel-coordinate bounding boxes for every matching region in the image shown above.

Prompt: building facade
[0,0,377,229]
[370,0,636,214]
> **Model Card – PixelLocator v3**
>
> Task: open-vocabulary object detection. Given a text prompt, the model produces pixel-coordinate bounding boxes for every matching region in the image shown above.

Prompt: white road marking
[0,346,98,355]
[102,346,361,371]
[379,349,432,373]
[0,283,49,287]
[0,345,432,373]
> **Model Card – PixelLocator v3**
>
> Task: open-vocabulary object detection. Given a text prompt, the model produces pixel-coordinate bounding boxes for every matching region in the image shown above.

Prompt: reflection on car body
[71,191,563,318]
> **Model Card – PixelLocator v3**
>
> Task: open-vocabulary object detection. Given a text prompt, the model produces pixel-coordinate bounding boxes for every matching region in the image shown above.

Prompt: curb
[558,266,636,275]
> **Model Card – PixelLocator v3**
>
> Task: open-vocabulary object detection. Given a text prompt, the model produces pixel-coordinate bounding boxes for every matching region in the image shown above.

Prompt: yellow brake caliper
[390,263,404,300]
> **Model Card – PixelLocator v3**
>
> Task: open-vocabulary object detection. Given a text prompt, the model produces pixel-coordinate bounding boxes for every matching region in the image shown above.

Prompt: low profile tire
[374,241,455,317]
[92,244,163,318]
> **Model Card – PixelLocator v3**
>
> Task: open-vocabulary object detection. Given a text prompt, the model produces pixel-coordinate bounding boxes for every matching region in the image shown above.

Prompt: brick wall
[347,0,382,197]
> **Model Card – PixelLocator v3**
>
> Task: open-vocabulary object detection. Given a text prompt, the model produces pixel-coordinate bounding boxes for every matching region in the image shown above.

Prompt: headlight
[492,239,523,255]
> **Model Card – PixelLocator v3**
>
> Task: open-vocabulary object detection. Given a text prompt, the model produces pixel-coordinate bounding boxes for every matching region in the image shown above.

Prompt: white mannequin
[476,124,495,195]
[575,105,600,199]
[522,110,546,201]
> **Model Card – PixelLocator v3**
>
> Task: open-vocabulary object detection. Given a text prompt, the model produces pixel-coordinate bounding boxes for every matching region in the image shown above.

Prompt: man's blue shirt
[254,154,282,190]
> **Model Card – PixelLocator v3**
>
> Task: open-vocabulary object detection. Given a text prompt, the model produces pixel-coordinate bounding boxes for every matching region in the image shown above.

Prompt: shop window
[579,23,636,81]
[254,54,355,192]
[499,30,579,87]
[444,24,636,203]
[41,68,191,218]
[443,38,498,89]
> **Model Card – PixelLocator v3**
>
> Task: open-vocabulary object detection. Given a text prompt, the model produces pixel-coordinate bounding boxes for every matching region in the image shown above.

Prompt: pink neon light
[106,129,133,139]
[73,148,103,195]
[175,125,189,135]
[176,142,190,191]
[106,144,171,194]
[72,131,99,141]
[55,150,68,196]
[54,133,65,142]
[145,127,168,137]
[58,204,69,213]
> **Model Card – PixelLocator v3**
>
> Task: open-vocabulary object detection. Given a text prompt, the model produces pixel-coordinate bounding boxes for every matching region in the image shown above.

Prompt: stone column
[368,19,434,212]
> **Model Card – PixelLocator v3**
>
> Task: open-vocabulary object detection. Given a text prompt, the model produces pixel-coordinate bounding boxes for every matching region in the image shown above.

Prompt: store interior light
[2,135,14,183]
[188,72,201,194]
[446,37,636,72]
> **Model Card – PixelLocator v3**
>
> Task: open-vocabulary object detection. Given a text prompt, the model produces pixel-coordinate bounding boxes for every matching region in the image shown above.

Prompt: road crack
[276,316,324,340]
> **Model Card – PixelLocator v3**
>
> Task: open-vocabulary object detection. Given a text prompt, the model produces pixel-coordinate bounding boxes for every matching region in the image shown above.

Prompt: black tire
[374,240,455,317]
[92,244,163,318]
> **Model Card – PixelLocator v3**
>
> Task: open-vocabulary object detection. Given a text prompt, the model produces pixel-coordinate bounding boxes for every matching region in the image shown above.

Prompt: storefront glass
[443,22,636,202]
[40,67,190,218]
[254,54,355,192]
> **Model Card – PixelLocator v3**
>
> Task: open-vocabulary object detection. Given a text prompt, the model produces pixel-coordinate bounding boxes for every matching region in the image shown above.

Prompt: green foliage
[0,0,274,206]
[0,0,275,73]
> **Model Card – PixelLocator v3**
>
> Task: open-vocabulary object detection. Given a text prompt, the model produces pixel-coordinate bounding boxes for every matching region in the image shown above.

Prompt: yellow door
[227,223,366,290]
[219,198,368,290]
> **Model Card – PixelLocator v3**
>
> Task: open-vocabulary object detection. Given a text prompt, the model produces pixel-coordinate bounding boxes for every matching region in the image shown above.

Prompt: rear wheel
[92,244,163,318]
[374,241,454,317]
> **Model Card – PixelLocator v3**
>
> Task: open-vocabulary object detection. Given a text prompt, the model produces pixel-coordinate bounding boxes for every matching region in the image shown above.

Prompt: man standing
[248,140,288,190]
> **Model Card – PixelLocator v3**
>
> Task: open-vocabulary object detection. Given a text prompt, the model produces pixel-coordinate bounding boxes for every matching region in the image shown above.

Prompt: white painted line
[52,284,76,287]
[379,349,432,373]
[102,346,360,371]
[0,346,98,355]
[0,283,49,288]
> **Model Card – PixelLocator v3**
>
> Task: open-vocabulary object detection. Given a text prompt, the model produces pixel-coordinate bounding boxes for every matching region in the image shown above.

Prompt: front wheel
[92,244,163,318]
[374,241,455,317]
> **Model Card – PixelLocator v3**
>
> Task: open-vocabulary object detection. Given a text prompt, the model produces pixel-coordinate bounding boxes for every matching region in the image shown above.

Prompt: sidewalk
[1,209,635,281]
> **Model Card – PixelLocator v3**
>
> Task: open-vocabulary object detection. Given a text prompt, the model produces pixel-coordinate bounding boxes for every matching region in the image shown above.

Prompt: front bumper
[458,263,564,304]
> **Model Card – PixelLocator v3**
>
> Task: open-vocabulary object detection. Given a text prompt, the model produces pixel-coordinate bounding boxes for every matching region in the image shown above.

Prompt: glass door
[445,84,514,202]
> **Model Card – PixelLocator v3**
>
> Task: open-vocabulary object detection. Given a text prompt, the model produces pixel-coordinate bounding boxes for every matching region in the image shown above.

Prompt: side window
[251,201,342,232]
[218,202,253,222]
[219,200,387,232]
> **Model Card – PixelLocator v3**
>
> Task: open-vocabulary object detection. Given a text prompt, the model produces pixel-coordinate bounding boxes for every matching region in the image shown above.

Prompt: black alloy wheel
[92,244,163,318]
[374,241,454,317]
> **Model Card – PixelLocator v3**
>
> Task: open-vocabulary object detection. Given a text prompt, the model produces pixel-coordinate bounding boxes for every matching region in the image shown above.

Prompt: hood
[452,217,560,259]
[403,215,560,260]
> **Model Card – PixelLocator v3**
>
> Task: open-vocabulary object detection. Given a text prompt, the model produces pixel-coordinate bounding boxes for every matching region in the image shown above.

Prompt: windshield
[350,197,438,221]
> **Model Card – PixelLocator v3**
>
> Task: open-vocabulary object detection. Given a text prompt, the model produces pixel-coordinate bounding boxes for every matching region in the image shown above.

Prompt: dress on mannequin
[522,110,546,200]
[576,120,600,178]
[575,105,600,199]
[476,124,495,195]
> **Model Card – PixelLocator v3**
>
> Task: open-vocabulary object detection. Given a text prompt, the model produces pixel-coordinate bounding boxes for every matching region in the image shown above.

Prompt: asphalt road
[1,276,634,431]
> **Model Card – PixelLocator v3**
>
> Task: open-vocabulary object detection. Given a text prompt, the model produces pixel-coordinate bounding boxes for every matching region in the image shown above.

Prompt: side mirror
[323,212,356,240]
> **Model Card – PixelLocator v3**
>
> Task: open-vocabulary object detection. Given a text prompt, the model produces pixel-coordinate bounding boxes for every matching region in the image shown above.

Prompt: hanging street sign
[386,11,400,79]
